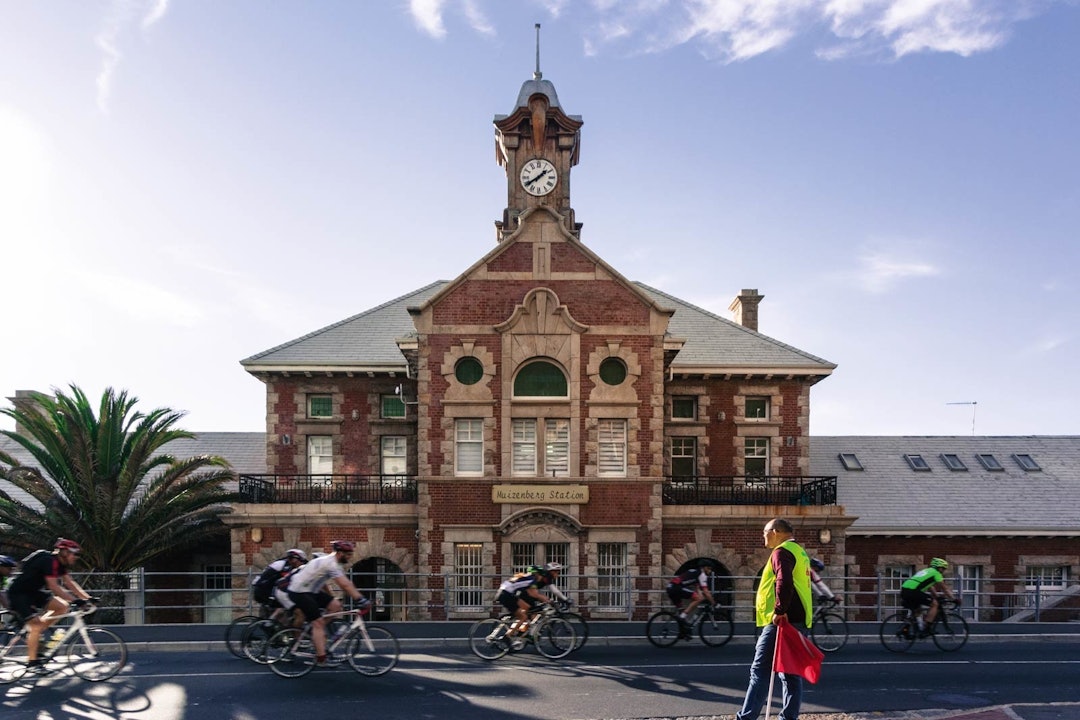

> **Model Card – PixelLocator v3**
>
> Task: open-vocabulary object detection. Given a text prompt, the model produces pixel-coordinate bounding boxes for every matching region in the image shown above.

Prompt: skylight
[903,454,931,471]
[940,453,967,471]
[1012,454,1041,471]
[976,453,1004,471]
[838,453,864,471]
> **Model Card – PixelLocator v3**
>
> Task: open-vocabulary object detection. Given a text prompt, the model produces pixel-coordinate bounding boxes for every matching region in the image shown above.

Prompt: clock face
[520,158,557,196]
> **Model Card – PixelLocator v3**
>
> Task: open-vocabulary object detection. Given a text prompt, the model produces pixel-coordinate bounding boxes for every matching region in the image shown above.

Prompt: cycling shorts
[287,590,334,622]
[666,583,698,607]
[8,590,50,620]
[900,587,933,610]
[497,589,541,615]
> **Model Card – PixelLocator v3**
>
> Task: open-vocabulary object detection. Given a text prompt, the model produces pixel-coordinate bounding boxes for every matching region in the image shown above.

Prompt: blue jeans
[735,623,803,720]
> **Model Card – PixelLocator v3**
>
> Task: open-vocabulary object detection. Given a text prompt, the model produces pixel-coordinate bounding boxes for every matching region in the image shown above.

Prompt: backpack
[251,564,282,603]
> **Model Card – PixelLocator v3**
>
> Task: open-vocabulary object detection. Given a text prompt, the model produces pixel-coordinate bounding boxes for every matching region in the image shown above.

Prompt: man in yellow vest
[735,518,814,720]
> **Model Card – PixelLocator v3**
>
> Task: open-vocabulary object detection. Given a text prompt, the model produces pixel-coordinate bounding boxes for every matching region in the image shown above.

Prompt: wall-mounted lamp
[281,434,291,446]
[785,436,795,447]
[251,527,263,543]
[717,411,726,422]
[351,409,360,421]
[818,528,832,544]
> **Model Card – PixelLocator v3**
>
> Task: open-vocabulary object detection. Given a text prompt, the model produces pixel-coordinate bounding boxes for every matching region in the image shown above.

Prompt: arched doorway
[352,557,406,621]
[676,557,734,609]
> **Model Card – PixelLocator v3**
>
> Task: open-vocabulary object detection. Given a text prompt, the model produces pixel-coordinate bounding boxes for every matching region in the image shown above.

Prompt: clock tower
[494,25,582,242]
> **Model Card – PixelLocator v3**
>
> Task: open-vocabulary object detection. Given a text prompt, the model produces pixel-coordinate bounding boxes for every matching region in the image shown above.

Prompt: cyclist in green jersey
[900,558,957,635]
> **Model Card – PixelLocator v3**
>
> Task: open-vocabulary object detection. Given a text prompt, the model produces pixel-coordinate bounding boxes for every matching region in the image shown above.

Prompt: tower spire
[534,23,542,80]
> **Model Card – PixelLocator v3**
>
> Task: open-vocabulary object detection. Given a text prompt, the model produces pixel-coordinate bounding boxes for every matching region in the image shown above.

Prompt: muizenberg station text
[491,485,589,504]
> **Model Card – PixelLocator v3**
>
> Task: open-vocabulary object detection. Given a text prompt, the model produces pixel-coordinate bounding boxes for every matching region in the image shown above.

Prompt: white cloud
[463,0,496,35]
[95,0,171,114]
[409,0,448,38]
[855,251,941,293]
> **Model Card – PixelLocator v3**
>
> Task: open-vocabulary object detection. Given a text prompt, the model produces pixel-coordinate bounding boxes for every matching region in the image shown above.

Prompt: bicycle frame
[0,602,127,683]
[1,604,97,662]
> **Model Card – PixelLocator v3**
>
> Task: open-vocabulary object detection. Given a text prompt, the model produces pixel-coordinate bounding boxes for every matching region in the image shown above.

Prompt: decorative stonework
[585,341,641,404]
[441,341,496,404]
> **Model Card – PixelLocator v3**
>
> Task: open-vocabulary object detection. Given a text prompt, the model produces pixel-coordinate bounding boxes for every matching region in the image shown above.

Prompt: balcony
[662,475,837,506]
[237,474,418,504]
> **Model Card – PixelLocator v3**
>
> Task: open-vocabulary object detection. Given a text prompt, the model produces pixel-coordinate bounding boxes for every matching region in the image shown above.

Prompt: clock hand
[525,169,549,186]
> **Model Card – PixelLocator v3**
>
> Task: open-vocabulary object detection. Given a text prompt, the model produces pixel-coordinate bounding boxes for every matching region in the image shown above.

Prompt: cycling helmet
[809,558,825,572]
[331,540,355,553]
[525,565,543,574]
[0,555,16,568]
[544,562,563,572]
[930,557,948,570]
[285,548,307,561]
[54,538,81,553]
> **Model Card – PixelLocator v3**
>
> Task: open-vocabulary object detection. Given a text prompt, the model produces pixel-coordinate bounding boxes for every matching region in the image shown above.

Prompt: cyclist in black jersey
[0,554,16,610]
[7,539,94,673]
[496,563,563,649]
[666,561,715,638]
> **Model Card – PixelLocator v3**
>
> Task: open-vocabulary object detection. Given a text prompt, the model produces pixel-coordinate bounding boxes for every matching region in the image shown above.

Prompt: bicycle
[264,606,399,678]
[0,601,127,683]
[225,606,268,658]
[468,604,577,660]
[811,598,849,653]
[242,611,348,664]
[646,601,734,648]
[880,598,969,653]
[551,599,589,652]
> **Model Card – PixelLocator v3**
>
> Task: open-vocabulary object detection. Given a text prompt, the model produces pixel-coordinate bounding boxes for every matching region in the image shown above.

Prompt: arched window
[514,360,568,397]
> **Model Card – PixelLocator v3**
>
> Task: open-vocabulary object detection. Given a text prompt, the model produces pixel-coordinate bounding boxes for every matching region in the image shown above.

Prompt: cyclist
[252,548,307,625]
[496,564,559,649]
[0,554,17,610]
[284,540,368,667]
[666,561,715,639]
[7,539,94,673]
[900,557,957,636]
[809,558,837,605]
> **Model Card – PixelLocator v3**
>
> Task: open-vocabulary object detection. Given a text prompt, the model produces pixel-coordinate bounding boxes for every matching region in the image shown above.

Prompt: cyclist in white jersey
[284,540,368,666]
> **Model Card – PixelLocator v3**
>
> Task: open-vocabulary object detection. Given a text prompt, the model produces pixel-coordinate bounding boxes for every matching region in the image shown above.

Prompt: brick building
[234,71,848,620]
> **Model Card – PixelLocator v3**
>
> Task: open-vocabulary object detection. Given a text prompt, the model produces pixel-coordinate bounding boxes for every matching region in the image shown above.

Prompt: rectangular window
[381,436,407,476]
[511,419,537,476]
[597,543,627,610]
[941,453,967,471]
[671,437,696,477]
[744,437,769,476]
[956,565,982,620]
[903,454,931,471]
[1013,454,1041,471]
[672,396,697,420]
[545,419,570,477]
[308,395,332,418]
[455,419,483,476]
[976,453,1004,471]
[745,396,769,420]
[382,395,406,419]
[454,543,484,610]
[204,564,233,624]
[883,565,915,611]
[1025,566,1068,608]
[307,435,333,475]
[838,453,864,471]
[597,419,627,477]
[510,542,569,575]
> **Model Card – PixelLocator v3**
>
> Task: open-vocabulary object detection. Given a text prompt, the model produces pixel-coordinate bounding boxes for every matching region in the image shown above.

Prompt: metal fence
[41,570,1078,625]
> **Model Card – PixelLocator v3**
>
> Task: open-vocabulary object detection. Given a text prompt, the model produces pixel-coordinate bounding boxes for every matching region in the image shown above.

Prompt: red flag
[773,616,824,684]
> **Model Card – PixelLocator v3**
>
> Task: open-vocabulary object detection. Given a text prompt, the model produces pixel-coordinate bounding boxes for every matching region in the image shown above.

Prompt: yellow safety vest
[755,539,813,628]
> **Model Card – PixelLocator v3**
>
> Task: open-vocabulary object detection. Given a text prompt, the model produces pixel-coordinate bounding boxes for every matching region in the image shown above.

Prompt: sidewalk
[805,702,1080,720]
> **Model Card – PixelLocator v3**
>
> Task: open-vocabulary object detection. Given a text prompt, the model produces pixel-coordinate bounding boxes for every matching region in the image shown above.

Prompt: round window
[599,357,627,386]
[455,357,484,385]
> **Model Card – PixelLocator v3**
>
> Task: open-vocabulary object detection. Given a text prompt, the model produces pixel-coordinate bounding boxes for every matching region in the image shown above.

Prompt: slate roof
[811,436,1080,536]
[0,432,266,508]
[241,280,835,375]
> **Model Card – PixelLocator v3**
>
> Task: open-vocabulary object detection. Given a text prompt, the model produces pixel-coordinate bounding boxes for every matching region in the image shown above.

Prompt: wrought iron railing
[237,474,418,504]
[661,475,837,506]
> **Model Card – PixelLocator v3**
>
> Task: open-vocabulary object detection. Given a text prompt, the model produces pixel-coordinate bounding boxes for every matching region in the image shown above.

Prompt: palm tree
[0,385,238,618]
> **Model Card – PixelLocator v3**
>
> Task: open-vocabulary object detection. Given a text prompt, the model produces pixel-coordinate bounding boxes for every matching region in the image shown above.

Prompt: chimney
[7,390,49,437]
[729,289,763,332]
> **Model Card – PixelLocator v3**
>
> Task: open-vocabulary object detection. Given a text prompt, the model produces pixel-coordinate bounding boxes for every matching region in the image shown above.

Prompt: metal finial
[534,23,542,80]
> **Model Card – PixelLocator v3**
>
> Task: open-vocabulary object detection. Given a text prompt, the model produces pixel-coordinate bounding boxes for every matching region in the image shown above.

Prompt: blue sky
[1,0,1077,437]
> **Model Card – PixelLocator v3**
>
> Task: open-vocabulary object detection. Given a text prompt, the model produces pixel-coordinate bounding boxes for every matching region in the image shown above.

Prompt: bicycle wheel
[345,625,400,676]
[468,618,510,660]
[266,628,315,678]
[242,619,282,664]
[812,611,849,652]
[699,608,734,647]
[646,610,682,648]
[533,617,575,659]
[0,631,26,684]
[879,612,915,653]
[560,612,590,651]
[224,614,259,658]
[67,627,128,682]
[932,611,969,652]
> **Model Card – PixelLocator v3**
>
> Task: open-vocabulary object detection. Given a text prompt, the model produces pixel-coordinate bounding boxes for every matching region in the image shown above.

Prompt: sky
[1,0,1078,438]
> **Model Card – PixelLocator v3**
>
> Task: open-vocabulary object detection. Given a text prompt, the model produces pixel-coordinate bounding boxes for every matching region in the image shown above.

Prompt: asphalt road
[2,639,1078,720]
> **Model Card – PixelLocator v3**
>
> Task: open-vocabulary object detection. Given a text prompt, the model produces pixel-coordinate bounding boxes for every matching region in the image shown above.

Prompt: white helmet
[544,562,563,572]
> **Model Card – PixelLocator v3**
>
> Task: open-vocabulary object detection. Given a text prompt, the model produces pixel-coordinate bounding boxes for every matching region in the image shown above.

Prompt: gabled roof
[0,432,266,508]
[240,279,835,375]
[811,435,1080,536]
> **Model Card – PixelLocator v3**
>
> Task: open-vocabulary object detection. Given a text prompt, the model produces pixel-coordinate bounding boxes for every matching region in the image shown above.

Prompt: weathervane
[946,401,978,435]
[534,23,542,80]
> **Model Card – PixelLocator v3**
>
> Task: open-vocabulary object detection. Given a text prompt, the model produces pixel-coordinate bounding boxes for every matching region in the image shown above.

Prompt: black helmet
[0,554,16,568]
[809,558,825,572]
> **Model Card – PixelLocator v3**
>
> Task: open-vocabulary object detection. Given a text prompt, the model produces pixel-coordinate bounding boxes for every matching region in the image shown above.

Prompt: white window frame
[744,437,769,477]
[671,396,697,421]
[454,543,485,610]
[883,564,915,611]
[381,436,407,476]
[597,419,627,477]
[455,419,484,477]
[1025,566,1068,608]
[745,396,769,420]
[597,543,627,610]
[307,435,333,475]
[545,419,570,477]
[671,437,696,478]
[956,564,982,620]
[511,419,537,476]
[307,394,333,418]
